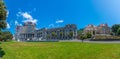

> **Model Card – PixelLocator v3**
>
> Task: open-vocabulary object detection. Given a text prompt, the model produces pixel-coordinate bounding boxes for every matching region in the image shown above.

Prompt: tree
[111,24,120,35]
[0,0,13,41]
[117,28,120,36]
[77,28,84,35]
[80,34,87,43]
[0,0,7,30]
[51,32,57,39]
[60,32,63,39]
[46,34,50,39]
[86,32,92,38]
[77,32,87,43]
[0,31,2,41]
[0,31,13,41]
[0,0,6,58]
[68,31,73,39]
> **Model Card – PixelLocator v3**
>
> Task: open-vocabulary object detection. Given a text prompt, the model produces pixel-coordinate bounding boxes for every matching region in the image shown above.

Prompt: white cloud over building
[56,20,64,23]
[17,12,38,24]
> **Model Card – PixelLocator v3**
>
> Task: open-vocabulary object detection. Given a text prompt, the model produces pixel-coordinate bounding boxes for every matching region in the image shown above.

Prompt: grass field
[1,42,120,59]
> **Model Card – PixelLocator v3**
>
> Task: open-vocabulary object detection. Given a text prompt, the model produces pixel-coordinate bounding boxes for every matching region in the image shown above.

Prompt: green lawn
[1,42,120,59]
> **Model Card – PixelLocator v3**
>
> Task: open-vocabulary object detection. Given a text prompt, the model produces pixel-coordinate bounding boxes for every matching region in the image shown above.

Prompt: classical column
[23,34,25,39]
[73,31,74,39]
[26,34,28,38]
[24,34,25,39]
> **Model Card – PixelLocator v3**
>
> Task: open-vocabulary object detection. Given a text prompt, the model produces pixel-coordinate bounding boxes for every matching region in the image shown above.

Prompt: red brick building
[84,24,111,35]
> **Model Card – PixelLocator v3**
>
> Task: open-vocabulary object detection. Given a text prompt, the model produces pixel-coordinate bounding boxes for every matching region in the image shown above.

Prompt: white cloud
[21,12,32,19]
[17,12,38,24]
[56,20,64,23]
[49,24,54,28]
[22,19,37,24]
[15,20,22,26]
[15,20,18,25]
[7,10,9,17]
[48,24,60,28]
[7,22,10,29]
[16,12,21,17]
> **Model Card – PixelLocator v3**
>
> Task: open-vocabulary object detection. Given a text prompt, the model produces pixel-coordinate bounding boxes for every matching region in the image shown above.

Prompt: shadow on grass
[0,43,5,58]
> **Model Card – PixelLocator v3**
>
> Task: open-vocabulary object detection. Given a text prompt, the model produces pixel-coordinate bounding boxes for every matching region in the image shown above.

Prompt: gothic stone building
[83,24,111,35]
[15,21,77,41]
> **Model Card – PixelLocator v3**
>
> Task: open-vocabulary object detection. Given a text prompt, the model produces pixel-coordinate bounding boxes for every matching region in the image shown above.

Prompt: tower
[15,24,22,41]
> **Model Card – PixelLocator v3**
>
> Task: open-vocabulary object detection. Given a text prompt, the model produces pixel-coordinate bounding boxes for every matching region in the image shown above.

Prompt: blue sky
[4,0,120,34]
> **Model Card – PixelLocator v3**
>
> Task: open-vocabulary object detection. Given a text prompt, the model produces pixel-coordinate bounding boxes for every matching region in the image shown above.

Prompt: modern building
[83,24,111,35]
[15,21,78,41]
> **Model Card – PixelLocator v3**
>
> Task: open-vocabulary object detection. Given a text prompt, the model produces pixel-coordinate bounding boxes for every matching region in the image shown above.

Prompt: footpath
[59,40,120,43]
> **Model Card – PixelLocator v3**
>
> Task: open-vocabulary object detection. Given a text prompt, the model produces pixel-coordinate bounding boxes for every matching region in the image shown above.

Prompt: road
[59,40,120,43]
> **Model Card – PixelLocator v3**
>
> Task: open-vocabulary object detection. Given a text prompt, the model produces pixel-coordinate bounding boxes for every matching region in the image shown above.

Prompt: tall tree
[0,0,12,41]
[86,32,92,38]
[111,24,120,35]
[3,31,13,41]
[80,34,87,43]
[117,28,120,36]
[0,0,7,30]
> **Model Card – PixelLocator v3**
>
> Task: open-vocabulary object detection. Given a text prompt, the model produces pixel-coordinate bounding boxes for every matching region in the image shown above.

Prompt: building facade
[83,24,111,35]
[15,21,77,41]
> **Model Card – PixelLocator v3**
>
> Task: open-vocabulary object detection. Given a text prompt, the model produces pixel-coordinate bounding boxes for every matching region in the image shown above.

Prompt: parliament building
[15,21,78,41]
[83,24,111,35]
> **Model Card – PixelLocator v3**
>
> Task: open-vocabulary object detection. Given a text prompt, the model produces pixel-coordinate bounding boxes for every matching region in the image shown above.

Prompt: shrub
[0,47,5,57]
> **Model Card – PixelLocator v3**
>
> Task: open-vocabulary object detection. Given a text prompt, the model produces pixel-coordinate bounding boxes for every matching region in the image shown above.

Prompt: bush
[0,47,5,57]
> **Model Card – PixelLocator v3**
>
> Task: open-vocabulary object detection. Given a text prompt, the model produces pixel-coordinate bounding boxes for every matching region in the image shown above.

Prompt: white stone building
[15,21,77,41]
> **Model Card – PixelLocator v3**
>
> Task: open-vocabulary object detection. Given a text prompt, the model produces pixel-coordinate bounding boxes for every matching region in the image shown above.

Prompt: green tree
[0,0,7,30]
[80,34,87,43]
[112,24,120,35]
[46,34,50,39]
[117,28,120,36]
[0,31,13,41]
[51,32,57,39]
[68,31,73,39]
[0,31,2,41]
[86,32,92,38]
[0,0,6,58]
[60,32,63,36]
[0,0,13,41]
[60,32,63,39]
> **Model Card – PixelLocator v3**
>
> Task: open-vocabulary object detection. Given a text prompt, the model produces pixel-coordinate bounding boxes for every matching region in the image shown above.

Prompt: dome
[23,21,36,26]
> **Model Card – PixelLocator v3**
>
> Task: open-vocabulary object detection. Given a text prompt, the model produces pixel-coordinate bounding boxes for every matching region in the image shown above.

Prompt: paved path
[85,41,120,43]
[59,40,120,43]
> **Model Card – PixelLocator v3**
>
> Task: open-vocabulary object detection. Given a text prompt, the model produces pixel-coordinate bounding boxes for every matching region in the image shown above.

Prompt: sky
[4,0,120,34]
